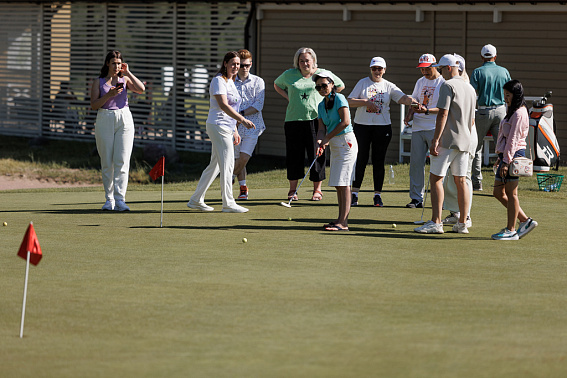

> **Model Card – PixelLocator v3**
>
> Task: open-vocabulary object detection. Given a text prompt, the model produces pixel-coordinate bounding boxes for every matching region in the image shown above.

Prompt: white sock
[374,193,381,197]
[239,180,246,186]
[352,191,358,196]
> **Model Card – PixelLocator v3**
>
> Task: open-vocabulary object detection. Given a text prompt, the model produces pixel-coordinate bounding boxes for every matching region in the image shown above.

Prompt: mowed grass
[1,171,567,377]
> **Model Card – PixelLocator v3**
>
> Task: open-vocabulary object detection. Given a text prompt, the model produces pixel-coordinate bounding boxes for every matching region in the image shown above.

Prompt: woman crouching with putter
[314,71,358,231]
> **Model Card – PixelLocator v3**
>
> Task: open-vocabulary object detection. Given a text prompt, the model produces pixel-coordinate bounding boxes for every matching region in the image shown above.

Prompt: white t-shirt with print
[207,74,241,130]
[411,75,445,132]
[348,77,405,125]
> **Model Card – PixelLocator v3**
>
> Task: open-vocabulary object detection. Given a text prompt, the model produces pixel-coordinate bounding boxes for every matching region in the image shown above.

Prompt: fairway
[1,184,566,377]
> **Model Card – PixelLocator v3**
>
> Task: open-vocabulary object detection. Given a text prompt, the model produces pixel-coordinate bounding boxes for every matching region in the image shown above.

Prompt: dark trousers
[284,120,326,182]
[352,123,392,192]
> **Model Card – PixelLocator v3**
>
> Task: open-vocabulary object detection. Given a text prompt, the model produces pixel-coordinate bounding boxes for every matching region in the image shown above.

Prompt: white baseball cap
[453,53,465,72]
[312,70,334,82]
[369,57,386,68]
[481,44,497,58]
[432,54,460,68]
[417,53,436,68]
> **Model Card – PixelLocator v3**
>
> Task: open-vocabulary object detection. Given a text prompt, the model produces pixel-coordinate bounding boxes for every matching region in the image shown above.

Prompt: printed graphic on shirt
[366,89,384,114]
[420,86,436,108]
[301,92,309,101]
[227,91,240,108]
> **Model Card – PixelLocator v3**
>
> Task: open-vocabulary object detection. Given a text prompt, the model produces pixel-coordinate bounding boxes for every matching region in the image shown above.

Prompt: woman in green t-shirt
[274,47,344,201]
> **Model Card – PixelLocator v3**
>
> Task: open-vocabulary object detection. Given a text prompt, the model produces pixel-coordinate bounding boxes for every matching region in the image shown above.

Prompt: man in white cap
[470,44,511,191]
[414,54,476,234]
[404,53,445,209]
[441,53,476,228]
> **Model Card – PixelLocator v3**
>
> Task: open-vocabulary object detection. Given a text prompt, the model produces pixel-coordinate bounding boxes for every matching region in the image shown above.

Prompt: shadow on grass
[129,219,487,240]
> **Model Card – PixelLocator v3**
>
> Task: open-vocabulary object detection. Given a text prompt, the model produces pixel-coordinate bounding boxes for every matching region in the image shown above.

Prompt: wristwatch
[425,109,430,115]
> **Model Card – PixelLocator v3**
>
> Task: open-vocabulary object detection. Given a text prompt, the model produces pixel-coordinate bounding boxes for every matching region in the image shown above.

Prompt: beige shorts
[234,133,259,158]
[328,132,358,187]
[430,147,471,177]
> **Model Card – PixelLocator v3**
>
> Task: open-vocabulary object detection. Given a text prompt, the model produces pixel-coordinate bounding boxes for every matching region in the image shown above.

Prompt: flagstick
[20,251,30,338]
[160,175,164,228]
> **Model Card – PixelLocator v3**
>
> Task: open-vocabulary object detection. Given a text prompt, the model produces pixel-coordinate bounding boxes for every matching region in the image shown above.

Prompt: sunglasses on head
[315,83,330,91]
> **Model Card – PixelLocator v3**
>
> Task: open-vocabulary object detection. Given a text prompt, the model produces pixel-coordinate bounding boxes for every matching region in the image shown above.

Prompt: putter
[414,170,430,224]
[280,155,319,208]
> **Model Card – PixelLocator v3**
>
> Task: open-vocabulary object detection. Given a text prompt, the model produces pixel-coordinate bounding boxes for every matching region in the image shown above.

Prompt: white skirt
[328,132,358,187]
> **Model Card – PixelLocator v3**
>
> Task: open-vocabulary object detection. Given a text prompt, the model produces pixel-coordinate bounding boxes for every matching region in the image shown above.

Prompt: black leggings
[284,120,326,182]
[352,123,392,192]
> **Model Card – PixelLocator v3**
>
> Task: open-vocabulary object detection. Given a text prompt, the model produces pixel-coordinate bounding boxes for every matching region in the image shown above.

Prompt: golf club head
[414,220,426,224]
[280,201,292,208]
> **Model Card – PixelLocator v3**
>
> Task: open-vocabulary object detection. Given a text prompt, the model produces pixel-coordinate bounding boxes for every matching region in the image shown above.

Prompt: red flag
[17,223,42,266]
[149,156,165,181]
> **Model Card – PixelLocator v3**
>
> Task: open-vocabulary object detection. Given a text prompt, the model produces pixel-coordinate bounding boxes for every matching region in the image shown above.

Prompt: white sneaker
[441,212,459,225]
[517,218,538,239]
[102,200,114,211]
[222,204,249,213]
[414,220,444,234]
[452,222,469,234]
[114,200,130,211]
[442,212,472,227]
[492,228,519,240]
[187,200,214,211]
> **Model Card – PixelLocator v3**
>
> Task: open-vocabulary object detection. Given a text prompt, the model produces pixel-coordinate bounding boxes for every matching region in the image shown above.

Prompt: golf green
[1,186,566,377]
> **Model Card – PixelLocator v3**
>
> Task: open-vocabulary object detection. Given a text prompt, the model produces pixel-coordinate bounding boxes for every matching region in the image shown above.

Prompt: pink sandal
[311,190,323,201]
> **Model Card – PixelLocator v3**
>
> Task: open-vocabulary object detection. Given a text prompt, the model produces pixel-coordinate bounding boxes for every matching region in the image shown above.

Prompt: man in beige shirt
[414,54,477,235]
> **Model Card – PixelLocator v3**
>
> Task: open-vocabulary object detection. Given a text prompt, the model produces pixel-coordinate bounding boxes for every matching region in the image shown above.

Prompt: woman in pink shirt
[491,80,538,240]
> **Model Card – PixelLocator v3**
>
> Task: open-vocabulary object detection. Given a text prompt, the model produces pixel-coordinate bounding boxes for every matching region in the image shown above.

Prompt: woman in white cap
[274,47,344,201]
[314,71,358,231]
[348,57,418,207]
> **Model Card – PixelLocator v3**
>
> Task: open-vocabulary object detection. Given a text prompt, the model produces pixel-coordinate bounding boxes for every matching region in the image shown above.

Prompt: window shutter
[0,1,249,152]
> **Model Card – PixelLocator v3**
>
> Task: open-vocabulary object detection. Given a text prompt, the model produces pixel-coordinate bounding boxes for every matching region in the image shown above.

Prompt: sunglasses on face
[371,67,384,71]
[241,64,251,68]
[315,83,329,91]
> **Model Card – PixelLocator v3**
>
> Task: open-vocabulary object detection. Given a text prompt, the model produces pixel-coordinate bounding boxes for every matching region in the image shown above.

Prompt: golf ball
[287,217,292,221]
[2,222,6,227]
[392,223,397,228]
[242,238,247,243]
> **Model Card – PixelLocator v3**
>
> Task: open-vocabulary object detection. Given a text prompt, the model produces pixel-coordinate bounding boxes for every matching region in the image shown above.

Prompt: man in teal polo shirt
[470,44,511,191]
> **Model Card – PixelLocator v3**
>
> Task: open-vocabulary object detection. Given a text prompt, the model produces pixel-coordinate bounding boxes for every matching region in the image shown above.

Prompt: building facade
[0,1,565,164]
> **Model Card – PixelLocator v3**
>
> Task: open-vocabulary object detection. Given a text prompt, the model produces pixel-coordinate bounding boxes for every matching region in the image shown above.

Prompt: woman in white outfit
[90,50,145,211]
[188,51,255,213]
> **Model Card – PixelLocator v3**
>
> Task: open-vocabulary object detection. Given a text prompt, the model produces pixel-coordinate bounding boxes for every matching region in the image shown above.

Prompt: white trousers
[191,123,236,208]
[95,108,135,202]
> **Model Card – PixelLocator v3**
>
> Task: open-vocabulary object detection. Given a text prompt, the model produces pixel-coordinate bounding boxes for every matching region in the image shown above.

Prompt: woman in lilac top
[491,79,538,240]
[90,50,145,211]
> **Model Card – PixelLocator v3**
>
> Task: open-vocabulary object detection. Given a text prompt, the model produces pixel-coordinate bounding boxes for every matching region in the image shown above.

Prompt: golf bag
[527,91,560,172]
